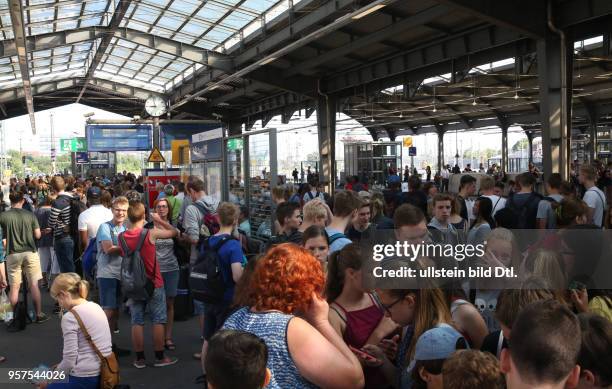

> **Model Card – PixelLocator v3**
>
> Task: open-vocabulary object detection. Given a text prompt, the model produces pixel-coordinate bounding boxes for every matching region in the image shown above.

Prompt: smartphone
[569,280,586,290]
[349,345,379,362]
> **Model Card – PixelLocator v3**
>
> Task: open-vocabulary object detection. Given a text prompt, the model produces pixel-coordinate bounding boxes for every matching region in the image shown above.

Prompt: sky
[1,103,128,154]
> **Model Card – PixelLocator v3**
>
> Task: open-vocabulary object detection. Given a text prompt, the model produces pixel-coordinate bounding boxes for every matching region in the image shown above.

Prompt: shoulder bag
[70,308,119,389]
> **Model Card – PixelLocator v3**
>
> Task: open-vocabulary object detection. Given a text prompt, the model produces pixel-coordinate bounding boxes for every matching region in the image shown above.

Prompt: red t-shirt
[119,228,163,289]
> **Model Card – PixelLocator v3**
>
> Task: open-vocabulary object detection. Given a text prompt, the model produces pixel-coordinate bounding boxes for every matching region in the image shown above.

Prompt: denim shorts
[161,270,179,298]
[193,300,205,315]
[97,278,122,310]
[129,287,167,326]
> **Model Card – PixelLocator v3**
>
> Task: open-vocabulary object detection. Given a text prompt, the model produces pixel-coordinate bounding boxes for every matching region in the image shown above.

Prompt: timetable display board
[87,124,153,152]
[191,128,223,162]
[160,123,220,151]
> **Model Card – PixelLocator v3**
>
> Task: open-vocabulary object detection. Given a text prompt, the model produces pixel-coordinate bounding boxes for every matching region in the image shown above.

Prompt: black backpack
[506,193,542,229]
[9,274,29,331]
[119,229,155,301]
[189,236,234,303]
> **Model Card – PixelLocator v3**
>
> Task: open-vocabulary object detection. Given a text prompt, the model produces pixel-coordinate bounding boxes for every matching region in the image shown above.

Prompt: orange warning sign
[147,147,166,163]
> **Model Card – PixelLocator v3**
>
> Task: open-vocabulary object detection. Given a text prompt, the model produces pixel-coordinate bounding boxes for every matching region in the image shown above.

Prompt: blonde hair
[531,249,567,290]
[112,196,129,208]
[302,199,328,223]
[51,273,89,300]
[486,227,522,269]
[370,193,385,219]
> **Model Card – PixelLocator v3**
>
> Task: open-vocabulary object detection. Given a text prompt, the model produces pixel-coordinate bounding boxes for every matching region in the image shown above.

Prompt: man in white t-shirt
[479,176,506,217]
[579,165,606,227]
[440,165,450,192]
[78,186,113,251]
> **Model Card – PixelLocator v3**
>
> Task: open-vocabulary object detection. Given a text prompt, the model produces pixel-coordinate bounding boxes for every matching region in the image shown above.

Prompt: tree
[7,150,24,178]
[117,153,143,174]
[512,138,529,152]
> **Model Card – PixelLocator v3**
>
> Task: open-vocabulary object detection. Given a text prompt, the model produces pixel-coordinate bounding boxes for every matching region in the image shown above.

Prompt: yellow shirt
[589,296,612,322]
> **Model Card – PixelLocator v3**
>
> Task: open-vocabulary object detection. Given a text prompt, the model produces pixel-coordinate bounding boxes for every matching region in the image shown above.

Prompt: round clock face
[145,95,167,117]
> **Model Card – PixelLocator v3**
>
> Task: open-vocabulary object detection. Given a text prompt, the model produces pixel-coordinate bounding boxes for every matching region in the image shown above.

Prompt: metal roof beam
[76,0,132,103]
[170,0,400,111]
[210,81,264,105]
[234,0,359,66]
[0,77,162,103]
[323,25,534,95]
[0,27,102,58]
[284,5,449,77]
[113,28,233,72]
[8,0,35,134]
[0,27,232,72]
[435,0,546,39]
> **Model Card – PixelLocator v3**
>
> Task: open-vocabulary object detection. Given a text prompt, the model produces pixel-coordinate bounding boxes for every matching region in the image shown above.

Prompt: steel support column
[501,126,509,173]
[589,117,598,163]
[317,95,336,192]
[537,31,573,180]
[583,102,598,162]
[437,129,445,174]
[525,131,534,164]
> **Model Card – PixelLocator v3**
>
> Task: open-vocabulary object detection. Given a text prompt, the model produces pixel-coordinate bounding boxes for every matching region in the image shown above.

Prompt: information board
[160,123,220,150]
[87,124,152,152]
[89,152,111,169]
[75,152,89,163]
[191,128,223,162]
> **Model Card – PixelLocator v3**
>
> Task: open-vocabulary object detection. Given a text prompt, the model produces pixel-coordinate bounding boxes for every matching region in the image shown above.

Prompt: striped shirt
[49,193,74,239]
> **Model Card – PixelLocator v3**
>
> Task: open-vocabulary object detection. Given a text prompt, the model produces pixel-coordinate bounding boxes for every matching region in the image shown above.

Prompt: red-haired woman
[223,243,365,389]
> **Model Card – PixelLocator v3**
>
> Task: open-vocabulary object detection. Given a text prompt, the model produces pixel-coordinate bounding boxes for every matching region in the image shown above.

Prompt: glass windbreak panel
[189,161,223,206]
[205,161,223,206]
[226,138,246,206]
[249,132,272,241]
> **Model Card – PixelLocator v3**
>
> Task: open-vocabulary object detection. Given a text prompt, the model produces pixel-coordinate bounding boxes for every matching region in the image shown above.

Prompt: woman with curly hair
[222,243,365,389]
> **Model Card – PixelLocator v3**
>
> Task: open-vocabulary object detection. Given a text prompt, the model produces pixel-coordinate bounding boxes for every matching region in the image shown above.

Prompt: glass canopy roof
[0,0,297,96]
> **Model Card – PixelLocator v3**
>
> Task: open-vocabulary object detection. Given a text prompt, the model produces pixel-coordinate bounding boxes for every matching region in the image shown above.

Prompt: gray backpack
[119,229,154,301]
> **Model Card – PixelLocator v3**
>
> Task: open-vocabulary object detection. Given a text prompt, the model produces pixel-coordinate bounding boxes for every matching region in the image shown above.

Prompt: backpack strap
[118,232,131,256]
[211,235,233,251]
[586,188,606,225]
[492,196,502,211]
[193,202,208,217]
[328,232,346,245]
[107,221,117,243]
[135,229,149,252]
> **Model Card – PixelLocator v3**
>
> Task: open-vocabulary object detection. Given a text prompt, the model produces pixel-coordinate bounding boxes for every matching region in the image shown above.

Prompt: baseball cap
[408,325,465,371]
[87,186,102,198]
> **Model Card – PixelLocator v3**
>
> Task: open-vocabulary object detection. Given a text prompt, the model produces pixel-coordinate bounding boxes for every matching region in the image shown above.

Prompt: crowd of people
[0,160,610,389]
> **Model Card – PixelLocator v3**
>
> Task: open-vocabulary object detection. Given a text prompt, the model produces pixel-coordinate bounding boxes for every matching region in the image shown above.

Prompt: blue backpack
[82,221,115,279]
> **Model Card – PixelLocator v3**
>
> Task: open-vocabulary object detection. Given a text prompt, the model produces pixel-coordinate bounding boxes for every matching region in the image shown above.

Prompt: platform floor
[2,288,205,389]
